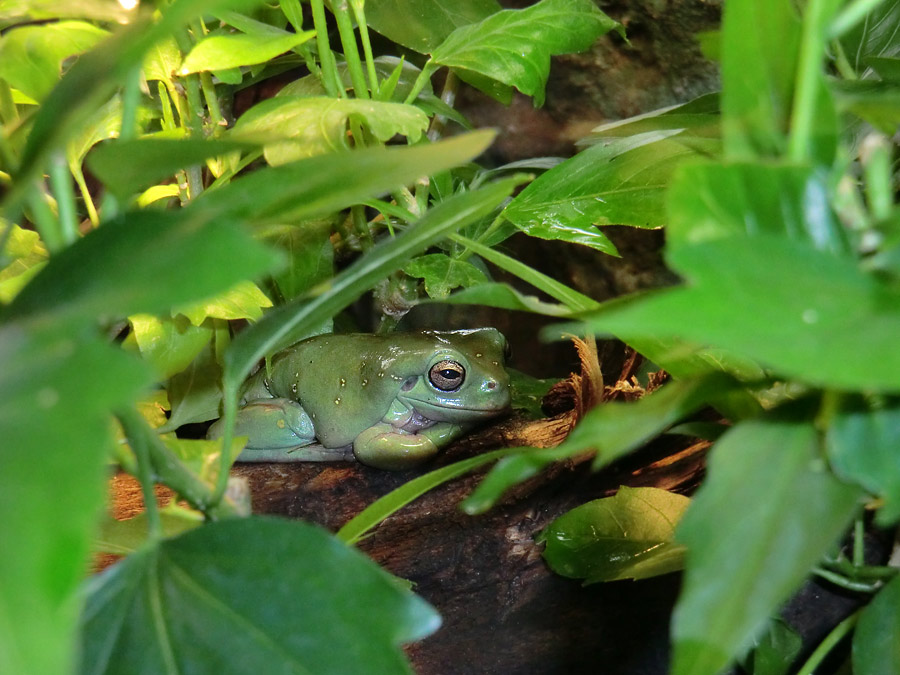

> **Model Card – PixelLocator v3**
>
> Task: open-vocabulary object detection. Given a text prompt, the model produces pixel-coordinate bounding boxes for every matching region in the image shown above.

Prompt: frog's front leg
[353,421,464,470]
[207,398,352,462]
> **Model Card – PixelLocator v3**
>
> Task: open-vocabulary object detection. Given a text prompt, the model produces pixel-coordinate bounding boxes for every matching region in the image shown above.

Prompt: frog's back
[266,333,437,447]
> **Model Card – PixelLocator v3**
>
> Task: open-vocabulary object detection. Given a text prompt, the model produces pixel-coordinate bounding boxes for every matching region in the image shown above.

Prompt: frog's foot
[353,422,464,470]
[237,443,354,463]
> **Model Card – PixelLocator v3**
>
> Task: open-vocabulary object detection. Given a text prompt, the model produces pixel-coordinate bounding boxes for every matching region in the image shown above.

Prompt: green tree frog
[208,328,511,470]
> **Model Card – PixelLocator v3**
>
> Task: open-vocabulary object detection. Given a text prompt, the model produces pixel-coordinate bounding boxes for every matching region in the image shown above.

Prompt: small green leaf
[364,0,500,53]
[175,280,273,326]
[503,131,700,247]
[838,1,900,75]
[827,396,900,526]
[508,367,558,418]
[87,138,259,197]
[180,29,314,74]
[232,96,429,164]
[94,504,204,555]
[80,518,440,674]
[539,486,691,583]
[260,220,335,301]
[0,224,48,302]
[162,435,245,488]
[0,20,109,101]
[742,618,803,675]
[853,575,900,675]
[431,0,621,106]
[579,235,900,392]
[129,313,213,379]
[142,35,181,84]
[404,253,487,298]
[581,92,720,144]
[671,417,863,675]
[2,209,279,324]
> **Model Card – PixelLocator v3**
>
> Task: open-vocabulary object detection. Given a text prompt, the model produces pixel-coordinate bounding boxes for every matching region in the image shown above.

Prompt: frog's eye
[429,360,465,392]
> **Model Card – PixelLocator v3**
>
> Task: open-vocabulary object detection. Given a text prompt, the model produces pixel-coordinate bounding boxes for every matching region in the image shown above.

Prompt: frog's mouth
[402,397,509,420]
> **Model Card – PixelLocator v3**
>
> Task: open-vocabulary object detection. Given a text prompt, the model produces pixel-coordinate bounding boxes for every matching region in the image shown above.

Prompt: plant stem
[116,408,163,540]
[119,65,142,142]
[199,72,225,129]
[310,0,344,98]
[25,184,62,253]
[71,163,99,226]
[788,0,830,163]
[351,203,373,249]
[831,39,858,80]
[794,610,860,675]
[404,60,437,104]
[853,516,865,567]
[427,70,459,142]
[349,0,379,94]
[332,0,369,98]
[813,566,882,593]
[47,152,78,245]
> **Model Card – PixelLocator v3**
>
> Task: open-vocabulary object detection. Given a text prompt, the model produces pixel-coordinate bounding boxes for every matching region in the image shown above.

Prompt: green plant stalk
[831,39,858,80]
[853,516,865,567]
[426,70,459,142]
[404,60,437,104]
[829,0,885,38]
[788,0,831,163]
[863,135,892,221]
[451,233,601,312]
[199,71,225,129]
[349,0,379,94]
[47,152,78,246]
[351,203,374,249]
[331,0,369,99]
[157,81,176,130]
[116,408,163,540]
[812,565,882,593]
[71,163,99,226]
[310,0,344,98]
[794,610,860,675]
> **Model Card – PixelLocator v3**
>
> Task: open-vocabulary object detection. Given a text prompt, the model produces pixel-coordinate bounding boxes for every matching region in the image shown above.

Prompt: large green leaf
[231,97,429,164]
[129,314,213,379]
[838,0,900,75]
[827,396,900,525]
[671,418,862,675]
[260,221,334,302]
[538,486,691,583]
[580,93,721,145]
[430,0,621,106]
[363,0,500,53]
[2,210,278,323]
[853,575,900,675]
[503,132,703,250]
[0,0,133,24]
[404,253,487,298]
[191,130,495,224]
[0,20,108,101]
[175,280,272,326]
[161,342,224,430]
[578,235,900,392]
[80,517,440,674]
[0,322,150,675]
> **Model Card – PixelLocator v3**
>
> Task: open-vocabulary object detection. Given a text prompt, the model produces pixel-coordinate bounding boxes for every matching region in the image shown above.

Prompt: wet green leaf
[827,396,900,526]
[94,504,204,555]
[741,618,802,675]
[431,0,621,106]
[503,131,701,248]
[0,322,149,675]
[838,0,900,75]
[162,342,224,430]
[404,253,487,298]
[580,93,720,145]
[0,0,134,24]
[175,280,272,326]
[260,221,334,302]
[671,418,862,675]
[80,518,440,674]
[232,96,429,163]
[0,20,108,101]
[129,313,213,379]
[539,486,691,583]
[180,29,313,73]
[853,575,900,675]
[578,235,900,392]
[364,0,500,53]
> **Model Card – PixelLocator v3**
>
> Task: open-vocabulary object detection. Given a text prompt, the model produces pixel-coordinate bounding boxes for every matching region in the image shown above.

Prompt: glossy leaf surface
[364,0,499,53]
[853,575,900,675]
[80,518,440,674]
[180,29,313,73]
[671,419,862,675]
[431,0,620,106]
[539,486,690,583]
[404,253,487,298]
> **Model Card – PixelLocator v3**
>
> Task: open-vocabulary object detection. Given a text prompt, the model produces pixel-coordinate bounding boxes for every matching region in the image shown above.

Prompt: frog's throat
[400,396,506,417]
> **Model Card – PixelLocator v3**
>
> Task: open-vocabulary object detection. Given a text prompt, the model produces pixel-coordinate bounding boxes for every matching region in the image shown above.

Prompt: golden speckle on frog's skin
[492,361,499,366]
[339,378,346,387]
[361,379,368,387]
[378,372,385,378]
[475,353,483,358]
[334,397,341,405]
[277,420,286,429]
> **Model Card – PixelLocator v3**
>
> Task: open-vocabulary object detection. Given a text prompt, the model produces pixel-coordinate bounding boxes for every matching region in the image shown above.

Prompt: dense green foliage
[1,0,898,674]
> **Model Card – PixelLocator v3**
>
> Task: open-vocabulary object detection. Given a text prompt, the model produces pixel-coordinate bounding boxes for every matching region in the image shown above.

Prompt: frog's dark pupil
[429,360,465,391]
[441,370,459,380]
